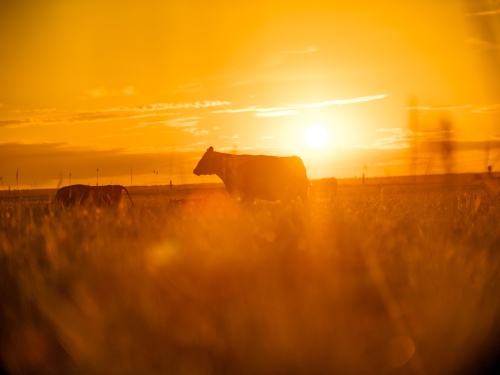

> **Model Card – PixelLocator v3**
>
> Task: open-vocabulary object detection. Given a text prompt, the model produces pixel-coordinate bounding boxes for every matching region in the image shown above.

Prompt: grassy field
[1,176,500,374]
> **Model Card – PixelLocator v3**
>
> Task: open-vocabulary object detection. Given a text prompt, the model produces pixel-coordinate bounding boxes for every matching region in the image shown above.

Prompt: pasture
[1,176,500,374]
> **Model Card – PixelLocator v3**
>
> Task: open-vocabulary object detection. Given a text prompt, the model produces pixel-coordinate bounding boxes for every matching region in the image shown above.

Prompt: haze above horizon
[1,0,499,189]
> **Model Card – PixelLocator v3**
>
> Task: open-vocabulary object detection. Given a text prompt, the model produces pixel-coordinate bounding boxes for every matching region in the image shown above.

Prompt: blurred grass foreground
[1,177,500,375]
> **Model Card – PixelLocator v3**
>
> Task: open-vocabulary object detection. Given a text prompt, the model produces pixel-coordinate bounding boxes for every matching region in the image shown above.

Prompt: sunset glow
[2,4,500,372]
[304,125,329,148]
[0,0,499,188]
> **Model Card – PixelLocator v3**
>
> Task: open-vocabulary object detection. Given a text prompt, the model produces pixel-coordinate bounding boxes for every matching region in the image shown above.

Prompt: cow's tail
[121,186,134,206]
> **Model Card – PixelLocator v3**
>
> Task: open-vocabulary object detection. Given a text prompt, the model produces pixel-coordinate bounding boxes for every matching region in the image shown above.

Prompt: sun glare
[304,125,329,148]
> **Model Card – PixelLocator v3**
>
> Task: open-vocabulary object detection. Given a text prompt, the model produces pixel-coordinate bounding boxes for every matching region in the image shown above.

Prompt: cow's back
[231,154,308,202]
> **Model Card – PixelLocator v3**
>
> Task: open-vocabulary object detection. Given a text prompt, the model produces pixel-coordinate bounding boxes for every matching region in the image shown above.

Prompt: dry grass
[1,180,499,374]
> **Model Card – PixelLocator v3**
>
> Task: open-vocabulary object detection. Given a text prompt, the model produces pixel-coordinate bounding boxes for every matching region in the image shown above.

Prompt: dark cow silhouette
[54,185,133,207]
[193,146,309,203]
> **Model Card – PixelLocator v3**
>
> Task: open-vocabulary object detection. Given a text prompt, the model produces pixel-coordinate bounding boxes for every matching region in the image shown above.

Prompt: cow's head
[193,146,217,176]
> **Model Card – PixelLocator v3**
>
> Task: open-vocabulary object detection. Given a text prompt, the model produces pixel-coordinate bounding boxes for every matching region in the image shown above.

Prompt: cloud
[294,94,388,108]
[373,127,461,150]
[471,104,500,114]
[10,108,58,114]
[373,128,412,149]
[372,127,500,155]
[135,114,182,127]
[406,102,500,114]
[145,101,230,110]
[182,128,209,137]
[467,8,500,16]
[212,106,259,114]
[213,94,388,117]
[263,46,319,68]
[164,117,203,127]
[0,110,148,128]
[407,104,474,111]
[370,128,500,165]
[211,106,297,117]
[0,119,36,128]
[0,101,230,128]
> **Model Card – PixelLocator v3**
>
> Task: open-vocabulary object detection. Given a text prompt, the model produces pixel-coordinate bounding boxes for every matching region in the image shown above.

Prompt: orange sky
[1,0,499,188]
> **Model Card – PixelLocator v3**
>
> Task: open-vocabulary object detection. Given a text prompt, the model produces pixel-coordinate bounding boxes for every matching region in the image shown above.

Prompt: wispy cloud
[264,46,319,68]
[374,128,412,149]
[376,128,410,134]
[182,128,209,137]
[407,104,474,111]
[135,114,182,128]
[164,117,203,127]
[407,102,500,114]
[211,106,297,117]
[144,101,230,110]
[0,119,36,128]
[372,127,487,151]
[0,101,230,128]
[1,110,153,128]
[472,104,500,114]
[467,8,500,16]
[146,116,208,137]
[213,94,388,117]
[10,108,59,114]
[295,94,388,108]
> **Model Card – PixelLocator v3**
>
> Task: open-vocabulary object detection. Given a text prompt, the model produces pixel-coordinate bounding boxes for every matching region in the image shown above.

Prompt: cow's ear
[207,146,214,153]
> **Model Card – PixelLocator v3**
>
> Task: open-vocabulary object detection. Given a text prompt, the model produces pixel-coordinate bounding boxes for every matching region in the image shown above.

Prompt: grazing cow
[193,146,309,203]
[54,185,133,207]
[53,184,90,207]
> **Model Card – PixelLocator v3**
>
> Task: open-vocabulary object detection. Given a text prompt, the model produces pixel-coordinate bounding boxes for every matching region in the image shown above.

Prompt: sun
[304,125,329,148]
